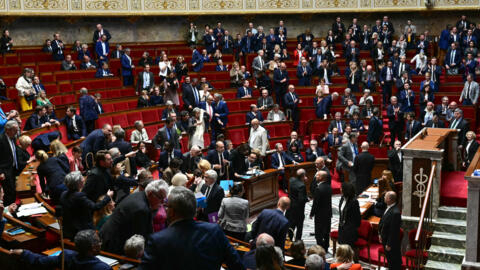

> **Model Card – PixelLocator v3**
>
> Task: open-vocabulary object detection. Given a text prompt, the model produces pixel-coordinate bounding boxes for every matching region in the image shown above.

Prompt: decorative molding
[1,0,480,14]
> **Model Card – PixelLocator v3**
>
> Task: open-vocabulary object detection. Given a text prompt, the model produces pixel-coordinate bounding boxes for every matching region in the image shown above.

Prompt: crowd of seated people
[2,14,480,270]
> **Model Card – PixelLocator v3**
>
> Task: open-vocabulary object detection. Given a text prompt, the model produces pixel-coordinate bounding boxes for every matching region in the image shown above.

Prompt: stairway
[425,206,466,270]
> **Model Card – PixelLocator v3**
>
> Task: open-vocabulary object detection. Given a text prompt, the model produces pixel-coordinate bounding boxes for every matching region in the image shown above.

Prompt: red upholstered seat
[354,238,368,247]
[142,110,159,123]
[112,114,128,127]
[127,112,142,126]
[229,129,246,146]
[96,116,112,129]
[405,250,428,258]
[330,230,338,239]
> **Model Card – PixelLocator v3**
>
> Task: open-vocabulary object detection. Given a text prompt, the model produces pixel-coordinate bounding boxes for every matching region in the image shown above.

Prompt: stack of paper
[16,203,47,217]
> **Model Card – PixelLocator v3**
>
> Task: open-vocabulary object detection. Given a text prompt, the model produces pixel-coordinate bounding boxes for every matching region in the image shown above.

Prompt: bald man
[243,233,275,269]
[309,171,332,251]
[206,141,230,180]
[250,197,290,250]
[353,141,375,194]
[379,191,402,270]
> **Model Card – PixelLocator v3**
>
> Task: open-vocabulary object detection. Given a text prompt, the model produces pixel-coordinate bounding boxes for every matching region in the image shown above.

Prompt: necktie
[337,121,342,133]
[410,122,413,138]
[451,119,458,129]
[208,105,213,121]
[353,144,358,156]
[72,116,79,133]
[193,88,199,105]
[225,37,228,48]
[278,153,284,167]
[399,64,403,77]
[143,72,149,88]
[9,137,17,169]
[166,128,171,140]
[451,50,455,64]
[219,153,224,175]
[205,186,211,199]
[467,82,471,100]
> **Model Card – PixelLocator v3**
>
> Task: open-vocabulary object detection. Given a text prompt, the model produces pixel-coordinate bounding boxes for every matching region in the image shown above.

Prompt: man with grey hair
[100,180,168,254]
[353,141,375,194]
[336,132,358,182]
[124,234,145,259]
[79,87,99,133]
[285,168,308,241]
[249,118,269,156]
[196,169,224,221]
[306,139,328,162]
[121,47,135,86]
[305,254,324,270]
[450,108,469,146]
[0,120,19,205]
[252,49,266,79]
[140,187,243,269]
[109,127,133,156]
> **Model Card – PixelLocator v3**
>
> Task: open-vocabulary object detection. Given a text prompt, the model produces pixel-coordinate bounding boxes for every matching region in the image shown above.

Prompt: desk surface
[404,128,455,151]
[16,161,39,193]
[42,247,125,270]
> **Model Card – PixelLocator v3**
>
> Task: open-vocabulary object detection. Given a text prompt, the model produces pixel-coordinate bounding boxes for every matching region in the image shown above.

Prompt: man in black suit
[379,191,402,270]
[221,30,234,54]
[450,108,470,147]
[306,139,327,162]
[336,133,358,183]
[353,142,375,195]
[182,76,200,111]
[207,141,230,180]
[388,140,403,182]
[80,124,112,169]
[257,89,274,110]
[100,180,168,255]
[111,44,123,59]
[250,197,290,250]
[92,24,111,43]
[313,157,331,190]
[0,120,19,205]
[367,108,382,145]
[24,106,50,131]
[108,128,132,156]
[309,170,332,251]
[197,170,224,221]
[328,112,346,134]
[82,150,114,202]
[158,141,183,171]
[136,64,154,95]
[62,106,87,140]
[405,112,422,141]
[152,117,181,150]
[387,96,404,146]
[285,169,308,241]
[181,145,203,174]
[273,63,289,106]
[425,113,445,128]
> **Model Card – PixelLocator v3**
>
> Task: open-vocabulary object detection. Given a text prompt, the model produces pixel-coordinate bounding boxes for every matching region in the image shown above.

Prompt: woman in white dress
[188,107,207,149]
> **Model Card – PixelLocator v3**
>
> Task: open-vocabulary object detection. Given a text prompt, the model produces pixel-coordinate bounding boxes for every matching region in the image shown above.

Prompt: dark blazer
[0,133,18,204]
[153,126,181,149]
[273,69,289,92]
[80,129,107,157]
[100,191,153,254]
[388,149,403,182]
[95,41,109,60]
[51,39,64,60]
[338,197,361,246]
[367,116,383,144]
[191,49,203,72]
[82,166,114,202]
[246,111,264,125]
[405,120,422,141]
[181,83,198,109]
[284,92,299,110]
[310,181,332,219]
[136,71,155,92]
[80,60,98,70]
[450,118,469,146]
[121,54,133,76]
[251,208,289,249]
[199,184,224,220]
[445,48,461,66]
[286,177,308,222]
[213,100,229,127]
[379,204,402,252]
[271,151,293,169]
[306,147,326,162]
[181,153,202,174]
[158,149,183,170]
[62,115,87,140]
[95,68,112,78]
[79,95,99,121]
[236,86,252,98]
[386,104,404,130]
[257,97,274,109]
[24,113,46,131]
[206,149,230,176]
[37,157,69,201]
[464,140,480,167]
[328,120,346,133]
[108,139,132,156]
[20,249,111,270]
[139,219,243,270]
[60,190,111,239]
[353,152,375,194]
[93,29,112,43]
[425,119,445,128]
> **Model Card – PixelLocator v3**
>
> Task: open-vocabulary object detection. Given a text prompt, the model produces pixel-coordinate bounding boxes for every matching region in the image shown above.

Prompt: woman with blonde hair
[36,90,52,107]
[17,135,32,172]
[330,244,362,270]
[190,159,211,193]
[16,68,35,111]
[50,139,70,172]
[463,131,479,169]
[36,149,69,204]
[230,61,243,87]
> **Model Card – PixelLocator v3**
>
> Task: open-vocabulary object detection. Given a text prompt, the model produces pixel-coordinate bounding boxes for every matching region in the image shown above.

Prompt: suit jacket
[136,71,155,92]
[79,95,99,121]
[379,204,402,249]
[328,120,346,133]
[306,147,326,162]
[62,115,87,140]
[252,56,267,76]
[80,60,98,70]
[337,141,357,171]
[445,48,461,66]
[236,86,252,98]
[271,152,293,169]
[353,152,375,194]
[257,96,274,109]
[296,65,312,85]
[121,54,133,76]
[284,92,299,110]
[111,49,123,59]
[60,190,111,239]
[200,184,224,220]
[388,149,403,181]
[251,209,289,249]
[100,191,153,254]
[181,153,202,174]
[246,111,264,125]
[405,120,422,140]
[214,100,229,127]
[464,140,480,165]
[338,197,361,246]
[310,181,332,219]
[0,133,17,182]
[460,81,479,104]
[139,219,243,270]
[82,166,113,202]
[191,49,203,72]
[153,126,181,149]
[181,83,199,108]
[286,177,308,222]
[108,139,132,156]
[158,149,183,170]
[95,41,109,60]
[93,29,111,43]
[220,35,234,53]
[24,113,46,131]
[206,149,230,176]
[51,39,64,60]
[386,104,404,129]
[425,119,445,128]
[273,69,289,91]
[20,249,110,270]
[367,116,383,144]
[450,118,470,146]
[80,129,107,156]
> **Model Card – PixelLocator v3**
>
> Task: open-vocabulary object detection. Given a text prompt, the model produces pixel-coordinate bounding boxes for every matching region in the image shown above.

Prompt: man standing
[252,50,266,80]
[387,96,404,146]
[310,171,332,251]
[284,85,301,131]
[121,48,135,86]
[379,191,402,270]
[136,64,154,95]
[248,119,268,157]
[388,140,403,182]
[207,141,230,180]
[82,150,114,202]
[353,142,375,195]
[336,133,358,183]
[450,108,470,146]
[92,24,111,43]
[273,63,289,106]
[459,74,479,105]
[251,197,290,250]
[0,120,19,205]
[152,117,181,150]
[197,170,224,221]
[367,108,382,145]
[80,124,112,168]
[286,169,308,241]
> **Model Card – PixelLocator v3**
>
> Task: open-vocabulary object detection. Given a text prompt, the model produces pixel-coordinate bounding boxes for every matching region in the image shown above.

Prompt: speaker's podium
[401,128,459,218]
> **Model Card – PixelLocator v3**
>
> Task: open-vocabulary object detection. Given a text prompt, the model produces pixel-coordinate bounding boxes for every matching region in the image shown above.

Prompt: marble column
[450,134,459,171]
[402,155,414,216]
[432,157,443,219]
[463,176,480,269]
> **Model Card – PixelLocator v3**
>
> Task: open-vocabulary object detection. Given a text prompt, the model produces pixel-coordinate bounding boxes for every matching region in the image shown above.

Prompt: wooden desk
[243,169,279,214]
[42,247,126,270]
[16,161,39,197]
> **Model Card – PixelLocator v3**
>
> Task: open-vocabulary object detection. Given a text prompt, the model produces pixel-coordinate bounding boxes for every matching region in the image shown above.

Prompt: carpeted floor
[440,171,467,207]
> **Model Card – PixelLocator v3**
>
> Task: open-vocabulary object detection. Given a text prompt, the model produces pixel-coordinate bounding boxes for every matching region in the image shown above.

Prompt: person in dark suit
[250,197,290,250]
[121,48,135,86]
[306,139,327,162]
[273,63,289,106]
[246,104,264,125]
[204,29,218,54]
[136,64,154,95]
[380,60,395,105]
[425,113,445,128]
[191,46,204,72]
[296,59,313,86]
[80,125,112,169]
[284,85,301,131]
[62,106,87,140]
[182,76,200,110]
[0,121,19,205]
[181,146,203,174]
[463,131,479,168]
[450,108,470,146]
[80,55,98,70]
[82,150,114,202]
[445,42,461,75]
[100,180,168,255]
[95,35,109,65]
[79,88,99,134]
[196,170,224,221]
[92,24,112,43]
[108,128,132,156]
[338,182,361,247]
[367,108,383,145]
[11,230,111,270]
[379,191,402,270]
[237,80,252,99]
[139,187,244,270]
[23,106,49,131]
[387,96,404,146]
[271,143,294,191]
[353,142,375,195]
[206,141,230,180]
[345,41,360,64]
[60,171,113,239]
[111,44,123,59]
[95,62,113,78]
[310,170,332,251]
[388,140,403,182]
[405,112,422,141]
[152,117,181,150]
[51,33,65,61]
[158,141,183,171]
[221,30,234,54]
[257,89,274,110]
[36,149,69,205]
[213,93,229,137]
[328,112,346,134]
[286,169,308,241]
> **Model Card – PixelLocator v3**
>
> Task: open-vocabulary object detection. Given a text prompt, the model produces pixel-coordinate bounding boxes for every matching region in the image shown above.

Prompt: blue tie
[353,144,358,156]
[193,88,199,105]
[225,38,228,49]
[166,128,171,140]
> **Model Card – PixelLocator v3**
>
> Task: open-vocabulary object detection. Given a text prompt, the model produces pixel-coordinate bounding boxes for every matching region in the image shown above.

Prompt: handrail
[415,160,437,243]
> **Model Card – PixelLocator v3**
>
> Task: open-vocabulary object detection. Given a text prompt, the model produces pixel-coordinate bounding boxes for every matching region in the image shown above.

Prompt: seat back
[357,219,372,240]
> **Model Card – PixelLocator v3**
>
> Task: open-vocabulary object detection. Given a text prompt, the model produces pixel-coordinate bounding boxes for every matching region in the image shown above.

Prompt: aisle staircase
[425,206,467,270]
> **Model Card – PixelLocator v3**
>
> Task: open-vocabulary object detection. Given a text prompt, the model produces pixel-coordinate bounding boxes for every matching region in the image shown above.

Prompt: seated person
[323,127,342,147]
[330,244,362,270]
[306,139,327,162]
[62,106,87,140]
[36,90,52,107]
[24,106,50,131]
[69,146,84,173]
[124,234,145,260]
[32,76,45,94]
[95,62,114,78]
[266,104,286,122]
[286,240,306,266]
[138,51,153,67]
[77,44,91,60]
[246,104,264,125]
[61,54,77,71]
[257,89,274,110]
[80,55,97,70]
[150,87,164,106]
[130,120,150,143]
[215,59,228,71]
[237,80,252,99]
[135,141,154,170]
[349,112,364,132]
[43,104,60,123]
[137,90,151,108]
[287,142,304,163]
